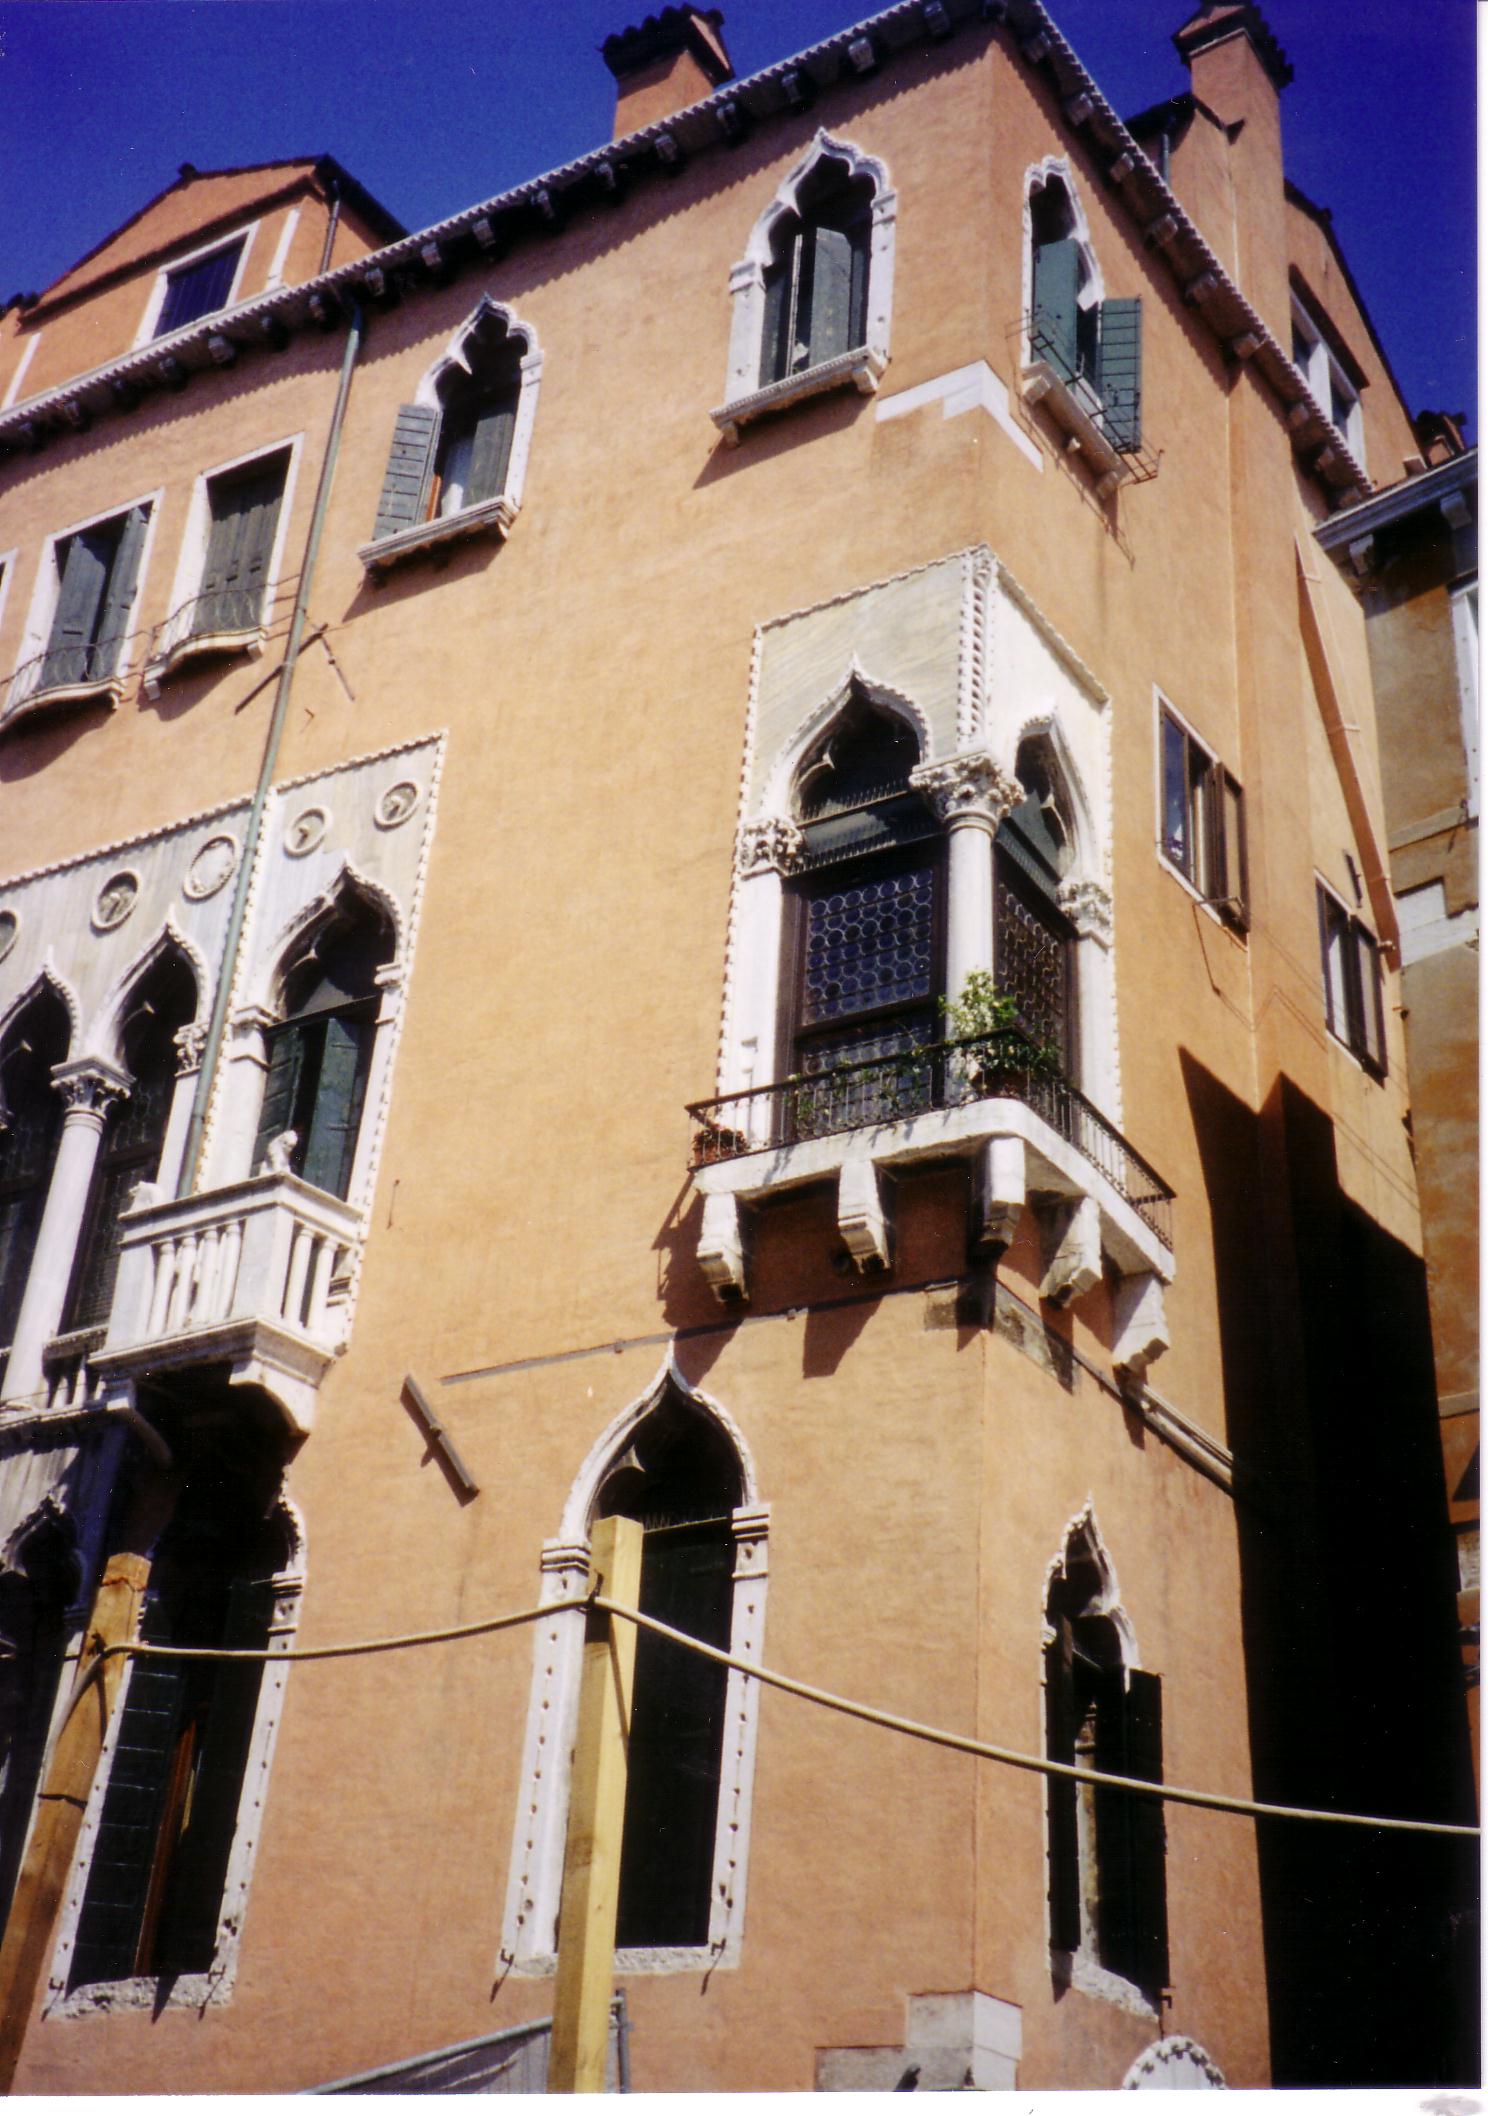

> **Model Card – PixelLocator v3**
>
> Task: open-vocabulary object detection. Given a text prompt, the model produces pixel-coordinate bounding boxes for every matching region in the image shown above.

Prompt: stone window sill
[0,673,123,735]
[1021,358,1127,493]
[711,345,887,445]
[143,626,265,697]
[358,493,516,573]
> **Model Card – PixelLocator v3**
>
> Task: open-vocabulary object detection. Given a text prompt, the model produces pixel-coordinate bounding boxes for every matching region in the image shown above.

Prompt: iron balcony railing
[688,1030,1174,1245]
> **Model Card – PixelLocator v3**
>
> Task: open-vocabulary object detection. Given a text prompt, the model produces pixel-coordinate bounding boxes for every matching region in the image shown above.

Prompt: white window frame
[1290,292,1365,469]
[145,433,302,691]
[713,130,896,444]
[358,300,543,571]
[1450,580,1479,820]
[5,490,162,727]
[1,331,40,412]
[133,223,258,348]
[499,1356,770,1979]
[1316,873,1387,1079]
[44,1503,304,2018]
[1020,157,1105,370]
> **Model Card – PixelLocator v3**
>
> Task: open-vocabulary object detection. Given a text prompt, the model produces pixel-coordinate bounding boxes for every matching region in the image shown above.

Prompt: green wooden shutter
[41,529,112,688]
[67,1649,189,1989]
[465,391,518,506]
[300,1013,372,1199]
[760,251,792,384]
[1123,1669,1169,1999]
[372,404,438,540]
[1032,239,1082,385]
[91,506,149,680]
[1044,1621,1081,1953]
[252,1021,308,1174]
[197,464,283,636]
[805,223,855,367]
[1096,297,1143,452]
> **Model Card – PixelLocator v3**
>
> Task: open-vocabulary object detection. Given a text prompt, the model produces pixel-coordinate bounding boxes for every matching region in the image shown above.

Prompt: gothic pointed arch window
[252,894,395,1201]
[61,1475,302,1996]
[1025,164,1143,455]
[62,952,197,1334]
[994,735,1079,1077]
[1044,1518,1167,2008]
[0,989,70,1363]
[365,302,541,561]
[594,1391,744,1949]
[782,690,942,1133]
[760,153,874,385]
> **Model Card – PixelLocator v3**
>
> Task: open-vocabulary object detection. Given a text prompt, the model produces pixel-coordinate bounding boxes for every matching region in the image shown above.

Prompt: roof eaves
[1314,448,1477,557]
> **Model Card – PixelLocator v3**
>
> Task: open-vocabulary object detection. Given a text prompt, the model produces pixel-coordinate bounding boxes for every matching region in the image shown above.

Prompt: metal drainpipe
[318,173,343,277]
[176,294,365,1199]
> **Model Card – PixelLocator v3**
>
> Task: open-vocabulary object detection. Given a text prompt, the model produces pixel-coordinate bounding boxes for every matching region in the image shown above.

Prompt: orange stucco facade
[0,1,1473,2094]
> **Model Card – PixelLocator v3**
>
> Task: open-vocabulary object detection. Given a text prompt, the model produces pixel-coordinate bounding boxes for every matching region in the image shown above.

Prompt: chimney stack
[602,8,734,141]
[1172,2,1292,124]
[1171,3,1292,340]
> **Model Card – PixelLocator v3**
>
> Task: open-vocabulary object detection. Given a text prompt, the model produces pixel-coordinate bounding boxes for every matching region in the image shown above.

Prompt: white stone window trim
[1020,156,1105,369]
[1040,1502,1160,2024]
[712,129,896,445]
[498,1352,770,1980]
[131,222,259,350]
[1,332,39,412]
[144,432,304,694]
[1315,869,1387,1080]
[1290,291,1365,472]
[44,1499,305,2017]
[1122,2035,1226,2090]
[358,298,543,572]
[1151,688,1246,935]
[263,208,301,295]
[1450,579,1479,820]
[5,489,163,730]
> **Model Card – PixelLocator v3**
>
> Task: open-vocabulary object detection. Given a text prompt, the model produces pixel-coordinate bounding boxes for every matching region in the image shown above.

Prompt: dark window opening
[1045,1531,1167,2003]
[252,900,394,1200]
[0,1506,79,1938]
[1317,883,1386,1078]
[0,990,69,1359]
[154,240,244,338]
[1029,177,1143,452]
[995,738,1078,1074]
[1160,709,1248,930]
[760,160,873,385]
[431,323,522,521]
[40,507,150,692]
[595,1393,743,1950]
[67,1477,292,1990]
[191,453,287,641]
[63,954,197,1334]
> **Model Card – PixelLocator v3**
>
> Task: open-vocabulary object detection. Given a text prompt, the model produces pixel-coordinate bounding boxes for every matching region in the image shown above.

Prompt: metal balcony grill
[687,1031,1174,1245]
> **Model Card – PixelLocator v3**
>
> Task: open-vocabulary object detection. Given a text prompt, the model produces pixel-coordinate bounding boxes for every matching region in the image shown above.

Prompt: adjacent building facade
[0,1,1474,2092]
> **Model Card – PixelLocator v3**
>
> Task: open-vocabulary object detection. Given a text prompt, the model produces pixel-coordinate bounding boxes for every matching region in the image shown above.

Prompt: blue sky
[0,0,1474,438]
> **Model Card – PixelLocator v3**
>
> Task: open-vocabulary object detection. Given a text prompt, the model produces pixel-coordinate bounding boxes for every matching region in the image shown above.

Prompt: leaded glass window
[0,992,69,1356]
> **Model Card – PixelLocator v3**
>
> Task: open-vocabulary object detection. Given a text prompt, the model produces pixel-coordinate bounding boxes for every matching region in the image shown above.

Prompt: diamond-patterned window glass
[800,866,936,1029]
[994,852,1074,1074]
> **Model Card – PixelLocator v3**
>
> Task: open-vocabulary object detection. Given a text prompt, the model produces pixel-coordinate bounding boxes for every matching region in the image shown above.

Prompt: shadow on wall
[1180,1051,1479,2088]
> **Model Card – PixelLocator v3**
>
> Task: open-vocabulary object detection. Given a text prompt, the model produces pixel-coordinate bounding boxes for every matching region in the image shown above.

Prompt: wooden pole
[0,1551,150,2093]
[548,1514,643,2095]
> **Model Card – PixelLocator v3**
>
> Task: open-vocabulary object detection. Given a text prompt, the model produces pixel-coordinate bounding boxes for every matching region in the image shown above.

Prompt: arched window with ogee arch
[781,688,942,1135]
[594,1390,744,1949]
[0,988,70,1364]
[251,894,395,1201]
[63,951,196,1334]
[760,152,873,386]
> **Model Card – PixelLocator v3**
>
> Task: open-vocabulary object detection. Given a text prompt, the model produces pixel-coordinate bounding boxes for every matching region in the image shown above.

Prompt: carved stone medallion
[92,871,139,931]
[183,833,239,901]
[374,780,420,830]
[0,910,16,964]
[285,807,329,857]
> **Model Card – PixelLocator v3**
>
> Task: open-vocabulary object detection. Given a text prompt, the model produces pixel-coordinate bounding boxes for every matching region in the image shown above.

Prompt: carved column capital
[50,1058,131,1120]
[910,752,1021,831]
[174,1021,209,1074]
[739,816,806,877]
[1057,877,1113,944]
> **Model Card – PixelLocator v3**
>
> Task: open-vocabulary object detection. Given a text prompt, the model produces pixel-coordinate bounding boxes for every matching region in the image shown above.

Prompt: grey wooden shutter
[68,1647,188,1989]
[1044,1620,1081,1953]
[252,1021,308,1174]
[1032,239,1082,385]
[198,464,283,635]
[91,506,149,679]
[806,223,855,367]
[760,250,793,384]
[41,529,112,688]
[300,1013,372,1199]
[1093,1663,1140,1982]
[1096,297,1143,451]
[372,403,438,540]
[465,391,518,506]
[1357,928,1386,1074]
[1123,1669,1169,1999]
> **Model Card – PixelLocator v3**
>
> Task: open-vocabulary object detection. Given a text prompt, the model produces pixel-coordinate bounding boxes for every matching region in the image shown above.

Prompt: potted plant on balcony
[942,971,1058,1096]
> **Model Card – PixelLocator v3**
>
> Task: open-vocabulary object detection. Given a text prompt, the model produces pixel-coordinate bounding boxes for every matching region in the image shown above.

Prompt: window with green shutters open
[362,300,539,570]
[5,504,152,726]
[190,453,287,642]
[1024,166,1144,468]
[251,897,394,1200]
[1045,1517,1168,2011]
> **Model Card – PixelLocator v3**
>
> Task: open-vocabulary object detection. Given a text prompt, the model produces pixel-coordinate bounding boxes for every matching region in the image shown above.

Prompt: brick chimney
[602,8,734,140]
[1171,3,1293,342]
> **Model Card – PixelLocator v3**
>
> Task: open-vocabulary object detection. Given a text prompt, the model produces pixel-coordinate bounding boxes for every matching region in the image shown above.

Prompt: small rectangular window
[1159,707,1247,931]
[155,239,245,338]
[1316,882,1387,1078]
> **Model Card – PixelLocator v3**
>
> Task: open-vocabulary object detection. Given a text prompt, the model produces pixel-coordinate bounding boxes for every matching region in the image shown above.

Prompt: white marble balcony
[92,1171,363,1438]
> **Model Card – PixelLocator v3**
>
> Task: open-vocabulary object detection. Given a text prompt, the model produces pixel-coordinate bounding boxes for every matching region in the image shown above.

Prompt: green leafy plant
[941,971,1061,1078]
